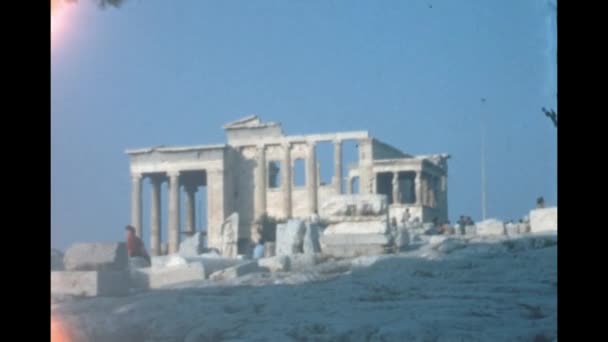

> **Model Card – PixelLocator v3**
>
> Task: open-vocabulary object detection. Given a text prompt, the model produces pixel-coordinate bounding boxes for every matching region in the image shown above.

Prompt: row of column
[131,172,199,256]
[254,140,343,219]
[345,171,444,208]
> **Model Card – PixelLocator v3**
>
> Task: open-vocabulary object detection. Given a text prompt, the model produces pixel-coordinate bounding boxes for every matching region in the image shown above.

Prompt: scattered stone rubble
[51,205,557,299]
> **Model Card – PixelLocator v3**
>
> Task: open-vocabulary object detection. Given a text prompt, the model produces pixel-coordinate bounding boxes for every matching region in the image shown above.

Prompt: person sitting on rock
[252,239,265,259]
[125,225,150,265]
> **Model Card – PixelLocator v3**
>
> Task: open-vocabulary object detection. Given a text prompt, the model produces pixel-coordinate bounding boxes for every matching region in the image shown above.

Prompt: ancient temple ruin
[126,116,450,256]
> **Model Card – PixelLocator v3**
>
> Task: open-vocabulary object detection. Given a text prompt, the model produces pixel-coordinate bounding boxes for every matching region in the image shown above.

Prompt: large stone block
[476,219,505,236]
[287,254,325,271]
[320,194,388,221]
[209,261,261,281]
[51,248,64,270]
[63,242,128,271]
[257,255,289,272]
[131,262,206,289]
[276,219,306,256]
[530,207,558,232]
[303,222,322,254]
[178,232,206,257]
[51,271,129,297]
[151,254,188,269]
[324,221,388,235]
[321,233,391,246]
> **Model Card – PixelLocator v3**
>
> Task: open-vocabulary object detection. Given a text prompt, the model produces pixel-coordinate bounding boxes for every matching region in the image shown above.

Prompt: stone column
[392,172,400,204]
[333,140,343,194]
[184,184,197,236]
[441,174,448,220]
[255,145,267,218]
[167,171,181,254]
[306,141,318,213]
[346,176,352,194]
[150,176,162,256]
[415,172,423,206]
[282,143,292,219]
[130,173,143,237]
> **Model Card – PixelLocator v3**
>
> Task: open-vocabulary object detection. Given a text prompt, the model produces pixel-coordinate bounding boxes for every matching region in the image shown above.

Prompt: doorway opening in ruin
[342,140,359,194]
[268,161,281,188]
[316,141,333,186]
[376,172,394,204]
[293,158,306,187]
[398,171,416,204]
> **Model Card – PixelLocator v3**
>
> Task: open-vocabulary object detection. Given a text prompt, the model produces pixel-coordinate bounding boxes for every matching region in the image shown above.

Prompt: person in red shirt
[125,225,150,265]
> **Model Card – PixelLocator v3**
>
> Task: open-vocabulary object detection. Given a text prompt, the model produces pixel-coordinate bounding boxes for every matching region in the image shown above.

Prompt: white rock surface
[151,254,189,269]
[129,256,150,269]
[530,207,557,232]
[131,262,207,289]
[51,233,557,342]
[476,219,505,236]
[178,232,206,257]
[505,222,520,236]
[258,255,290,272]
[63,242,128,271]
[209,261,261,281]
[287,254,326,271]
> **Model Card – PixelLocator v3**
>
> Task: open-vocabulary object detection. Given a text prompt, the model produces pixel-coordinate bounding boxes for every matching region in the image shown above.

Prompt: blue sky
[51,0,557,249]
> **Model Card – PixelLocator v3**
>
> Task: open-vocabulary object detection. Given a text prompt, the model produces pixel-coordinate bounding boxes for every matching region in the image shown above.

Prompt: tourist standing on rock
[401,208,411,226]
[125,225,151,265]
[537,196,545,208]
[457,216,466,235]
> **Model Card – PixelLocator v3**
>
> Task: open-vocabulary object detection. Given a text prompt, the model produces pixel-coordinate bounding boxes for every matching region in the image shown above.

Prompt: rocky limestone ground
[51,233,557,342]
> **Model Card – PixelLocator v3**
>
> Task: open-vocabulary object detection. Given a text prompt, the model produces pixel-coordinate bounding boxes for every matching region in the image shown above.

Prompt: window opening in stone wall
[293,158,306,187]
[376,172,394,204]
[316,141,333,186]
[268,161,281,188]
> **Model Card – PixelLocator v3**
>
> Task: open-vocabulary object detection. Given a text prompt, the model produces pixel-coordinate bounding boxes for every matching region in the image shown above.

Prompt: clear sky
[51,0,557,250]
